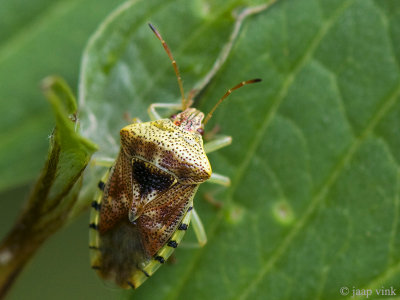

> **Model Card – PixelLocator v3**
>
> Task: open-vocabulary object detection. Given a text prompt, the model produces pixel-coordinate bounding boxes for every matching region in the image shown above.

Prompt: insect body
[89,23,261,289]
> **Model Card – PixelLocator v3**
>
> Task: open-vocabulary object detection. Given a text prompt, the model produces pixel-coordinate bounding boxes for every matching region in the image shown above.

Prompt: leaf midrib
[79,0,245,113]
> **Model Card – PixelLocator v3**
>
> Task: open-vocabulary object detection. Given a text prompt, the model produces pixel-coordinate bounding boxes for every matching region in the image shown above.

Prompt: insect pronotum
[89,23,261,289]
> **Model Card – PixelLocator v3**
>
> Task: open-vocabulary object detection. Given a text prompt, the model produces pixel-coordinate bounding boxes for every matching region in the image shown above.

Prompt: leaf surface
[79,0,400,299]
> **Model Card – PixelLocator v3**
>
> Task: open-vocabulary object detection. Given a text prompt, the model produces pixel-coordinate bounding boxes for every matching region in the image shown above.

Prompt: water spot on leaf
[224,204,245,225]
[272,201,294,226]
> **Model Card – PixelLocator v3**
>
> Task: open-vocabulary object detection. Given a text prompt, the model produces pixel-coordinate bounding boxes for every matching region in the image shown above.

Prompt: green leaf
[42,76,97,203]
[0,0,126,192]
[79,0,400,299]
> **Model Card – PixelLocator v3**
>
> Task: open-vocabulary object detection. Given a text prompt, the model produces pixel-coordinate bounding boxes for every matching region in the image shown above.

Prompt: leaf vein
[229,0,355,200]
[238,75,400,300]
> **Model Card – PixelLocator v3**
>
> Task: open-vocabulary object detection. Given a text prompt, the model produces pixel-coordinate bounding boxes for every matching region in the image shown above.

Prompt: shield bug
[89,23,261,289]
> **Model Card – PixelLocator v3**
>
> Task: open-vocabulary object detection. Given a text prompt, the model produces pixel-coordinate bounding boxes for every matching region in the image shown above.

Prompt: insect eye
[170,114,177,120]
[197,128,204,135]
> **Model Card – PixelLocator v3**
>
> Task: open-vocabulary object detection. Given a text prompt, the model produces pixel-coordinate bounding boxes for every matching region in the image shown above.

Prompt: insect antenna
[148,23,187,110]
[203,79,262,125]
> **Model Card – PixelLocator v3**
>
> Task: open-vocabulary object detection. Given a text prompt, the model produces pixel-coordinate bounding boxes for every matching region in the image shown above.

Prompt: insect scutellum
[89,22,261,290]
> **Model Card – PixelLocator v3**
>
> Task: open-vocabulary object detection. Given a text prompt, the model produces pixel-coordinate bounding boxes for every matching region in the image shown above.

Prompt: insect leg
[148,102,182,121]
[203,193,223,208]
[191,208,207,247]
[204,135,232,153]
[207,172,231,186]
[90,157,114,167]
